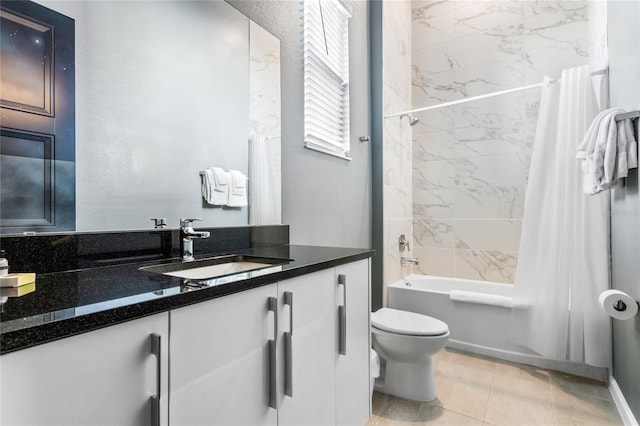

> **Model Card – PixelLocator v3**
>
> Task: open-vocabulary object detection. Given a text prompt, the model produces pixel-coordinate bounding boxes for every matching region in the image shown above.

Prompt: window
[302,0,351,160]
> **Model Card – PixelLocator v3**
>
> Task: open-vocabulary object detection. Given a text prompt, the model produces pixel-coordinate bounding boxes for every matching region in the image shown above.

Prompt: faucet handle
[180,218,202,228]
[399,234,410,252]
[151,218,167,229]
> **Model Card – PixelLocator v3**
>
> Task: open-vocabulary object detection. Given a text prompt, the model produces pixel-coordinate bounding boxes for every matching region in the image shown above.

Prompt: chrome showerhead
[400,114,420,126]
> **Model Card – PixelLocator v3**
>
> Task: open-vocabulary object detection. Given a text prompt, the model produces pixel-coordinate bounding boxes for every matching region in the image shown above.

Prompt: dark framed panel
[0,128,54,227]
[0,1,75,234]
[0,8,53,116]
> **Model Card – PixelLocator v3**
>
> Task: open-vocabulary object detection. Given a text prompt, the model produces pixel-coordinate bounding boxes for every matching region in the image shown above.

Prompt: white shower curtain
[249,133,280,225]
[511,65,612,368]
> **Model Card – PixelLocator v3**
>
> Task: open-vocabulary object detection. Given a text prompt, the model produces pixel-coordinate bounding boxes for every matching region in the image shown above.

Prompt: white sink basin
[162,261,276,280]
[140,254,290,281]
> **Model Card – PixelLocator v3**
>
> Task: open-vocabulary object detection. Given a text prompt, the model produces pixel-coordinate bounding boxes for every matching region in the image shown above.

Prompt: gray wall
[228,0,372,249]
[608,0,640,421]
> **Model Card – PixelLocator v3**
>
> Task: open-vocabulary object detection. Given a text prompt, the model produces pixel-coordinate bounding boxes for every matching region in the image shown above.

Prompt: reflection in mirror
[7,0,281,233]
[249,21,281,225]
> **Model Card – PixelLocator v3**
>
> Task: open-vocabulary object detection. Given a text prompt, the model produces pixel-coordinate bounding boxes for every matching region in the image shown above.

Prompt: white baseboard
[609,376,639,426]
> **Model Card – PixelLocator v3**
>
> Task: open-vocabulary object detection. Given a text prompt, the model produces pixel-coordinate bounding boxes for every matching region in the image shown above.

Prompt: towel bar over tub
[614,110,640,122]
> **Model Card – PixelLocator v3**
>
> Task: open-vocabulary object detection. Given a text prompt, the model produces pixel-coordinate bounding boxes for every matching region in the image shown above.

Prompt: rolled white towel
[449,290,514,308]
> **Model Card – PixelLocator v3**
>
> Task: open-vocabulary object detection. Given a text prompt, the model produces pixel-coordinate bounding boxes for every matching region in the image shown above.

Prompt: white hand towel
[576,108,627,194]
[212,167,229,192]
[227,170,247,207]
[449,290,514,309]
[201,169,212,202]
[205,167,230,206]
[622,118,638,170]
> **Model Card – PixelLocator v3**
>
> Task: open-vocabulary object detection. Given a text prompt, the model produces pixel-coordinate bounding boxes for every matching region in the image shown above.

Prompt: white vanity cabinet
[0,312,170,426]
[335,259,371,426]
[277,268,337,426]
[169,258,371,426]
[169,284,279,426]
[0,258,371,426]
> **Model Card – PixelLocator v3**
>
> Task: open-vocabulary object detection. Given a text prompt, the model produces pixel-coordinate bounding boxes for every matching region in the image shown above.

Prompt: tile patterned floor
[369,348,623,426]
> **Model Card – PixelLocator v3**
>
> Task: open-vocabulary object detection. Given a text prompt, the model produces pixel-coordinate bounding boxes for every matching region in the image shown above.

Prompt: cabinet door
[170,284,278,426]
[278,268,337,426]
[336,259,372,425]
[0,312,169,426]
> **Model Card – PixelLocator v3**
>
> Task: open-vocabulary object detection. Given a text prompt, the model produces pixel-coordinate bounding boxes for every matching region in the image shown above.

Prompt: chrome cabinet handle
[267,297,278,409]
[338,274,347,356]
[284,291,293,397]
[150,333,162,426]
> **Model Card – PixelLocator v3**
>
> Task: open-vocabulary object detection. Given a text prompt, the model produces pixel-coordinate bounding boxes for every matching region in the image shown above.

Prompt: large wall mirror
[3,0,281,234]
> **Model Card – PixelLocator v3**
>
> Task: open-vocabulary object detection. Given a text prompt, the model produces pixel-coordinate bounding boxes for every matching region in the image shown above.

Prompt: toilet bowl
[371,307,449,402]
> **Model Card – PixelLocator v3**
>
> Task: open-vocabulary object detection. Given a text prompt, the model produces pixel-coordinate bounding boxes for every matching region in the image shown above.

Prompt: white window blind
[302,0,351,160]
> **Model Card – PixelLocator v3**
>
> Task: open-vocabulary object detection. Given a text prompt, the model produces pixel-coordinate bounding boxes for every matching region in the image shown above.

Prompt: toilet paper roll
[599,290,638,320]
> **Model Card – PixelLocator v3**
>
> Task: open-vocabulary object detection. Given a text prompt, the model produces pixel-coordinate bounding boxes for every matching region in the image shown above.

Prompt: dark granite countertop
[0,244,373,354]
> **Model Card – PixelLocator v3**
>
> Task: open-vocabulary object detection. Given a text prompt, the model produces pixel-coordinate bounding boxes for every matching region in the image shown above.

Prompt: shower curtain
[511,65,611,368]
[249,133,280,225]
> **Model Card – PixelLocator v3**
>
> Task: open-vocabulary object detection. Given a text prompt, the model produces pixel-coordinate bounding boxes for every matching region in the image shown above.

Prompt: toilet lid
[371,308,448,336]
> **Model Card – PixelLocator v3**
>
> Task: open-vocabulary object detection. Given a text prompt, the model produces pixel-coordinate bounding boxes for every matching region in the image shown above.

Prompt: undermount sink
[140,254,291,281]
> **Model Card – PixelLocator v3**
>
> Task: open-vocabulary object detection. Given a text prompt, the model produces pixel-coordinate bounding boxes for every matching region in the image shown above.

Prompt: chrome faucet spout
[180,218,210,261]
[400,257,420,265]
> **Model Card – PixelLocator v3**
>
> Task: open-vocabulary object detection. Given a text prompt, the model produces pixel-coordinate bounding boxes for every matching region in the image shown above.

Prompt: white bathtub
[387,274,607,381]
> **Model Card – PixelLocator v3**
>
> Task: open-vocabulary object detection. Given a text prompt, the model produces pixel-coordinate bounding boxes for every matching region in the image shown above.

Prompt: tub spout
[401,257,420,265]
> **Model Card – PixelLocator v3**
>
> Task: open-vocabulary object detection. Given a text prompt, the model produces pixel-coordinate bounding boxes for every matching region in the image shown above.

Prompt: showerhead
[400,114,420,126]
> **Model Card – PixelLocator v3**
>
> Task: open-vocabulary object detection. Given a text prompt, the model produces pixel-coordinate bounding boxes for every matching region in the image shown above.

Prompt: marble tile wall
[410,0,589,283]
[383,0,413,304]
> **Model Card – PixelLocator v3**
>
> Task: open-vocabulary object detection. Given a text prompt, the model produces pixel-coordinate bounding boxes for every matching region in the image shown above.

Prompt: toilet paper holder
[599,289,639,320]
[613,300,629,312]
[613,299,638,313]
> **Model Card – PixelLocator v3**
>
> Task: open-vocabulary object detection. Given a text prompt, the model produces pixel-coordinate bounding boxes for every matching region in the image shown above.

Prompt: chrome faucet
[180,218,210,261]
[400,257,420,265]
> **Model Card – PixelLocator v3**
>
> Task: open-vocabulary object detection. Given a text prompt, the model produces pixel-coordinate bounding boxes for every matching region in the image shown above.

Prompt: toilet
[371,307,449,402]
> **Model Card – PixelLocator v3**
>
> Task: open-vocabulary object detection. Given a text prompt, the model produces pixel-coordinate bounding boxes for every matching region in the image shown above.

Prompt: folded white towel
[576,109,637,194]
[203,167,230,206]
[227,170,247,207]
[212,167,229,192]
[449,290,514,308]
[201,170,212,201]
[618,118,638,177]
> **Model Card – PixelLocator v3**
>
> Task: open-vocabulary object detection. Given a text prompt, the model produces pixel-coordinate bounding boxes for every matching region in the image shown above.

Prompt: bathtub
[387,274,607,381]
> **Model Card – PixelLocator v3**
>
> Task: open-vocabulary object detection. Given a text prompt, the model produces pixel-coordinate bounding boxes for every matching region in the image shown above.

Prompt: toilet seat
[372,308,448,336]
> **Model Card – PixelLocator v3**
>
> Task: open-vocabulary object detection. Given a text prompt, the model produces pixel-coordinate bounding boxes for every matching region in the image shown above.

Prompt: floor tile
[414,404,484,425]
[443,347,498,374]
[432,359,495,420]
[552,386,622,426]
[377,394,422,423]
[372,391,393,416]
[484,368,554,425]
[494,359,551,384]
[370,349,624,426]
[549,370,612,401]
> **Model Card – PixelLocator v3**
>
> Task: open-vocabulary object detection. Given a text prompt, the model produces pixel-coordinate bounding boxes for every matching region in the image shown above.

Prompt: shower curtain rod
[386,68,608,119]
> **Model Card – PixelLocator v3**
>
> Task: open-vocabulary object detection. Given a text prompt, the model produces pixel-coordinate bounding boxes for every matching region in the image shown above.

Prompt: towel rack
[615,110,640,122]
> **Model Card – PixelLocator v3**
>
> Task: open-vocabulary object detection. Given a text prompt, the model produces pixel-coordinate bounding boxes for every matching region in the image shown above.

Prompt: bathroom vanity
[0,226,373,425]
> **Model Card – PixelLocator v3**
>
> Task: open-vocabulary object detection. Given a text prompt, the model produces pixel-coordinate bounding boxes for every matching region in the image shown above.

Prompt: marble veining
[383,0,413,294]
[455,186,525,219]
[413,189,455,219]
[414,218,455,248]
[413,160,455,190]
[455,248,518,283]
[413,129,455,161]
[411,0,588,282]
